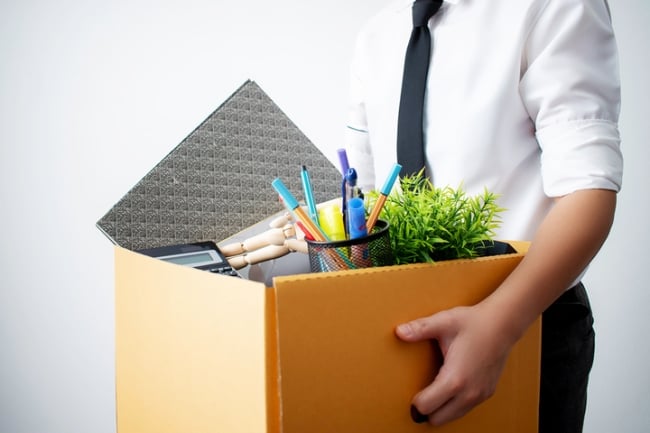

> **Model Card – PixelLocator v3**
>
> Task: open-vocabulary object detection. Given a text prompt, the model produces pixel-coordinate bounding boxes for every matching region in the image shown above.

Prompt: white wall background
[0,1,647,432]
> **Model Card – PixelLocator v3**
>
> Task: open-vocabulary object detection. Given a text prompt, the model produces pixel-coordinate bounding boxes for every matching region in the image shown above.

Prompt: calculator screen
[160,251,223,267]
[137,241,235,274]
[163,253,214,266]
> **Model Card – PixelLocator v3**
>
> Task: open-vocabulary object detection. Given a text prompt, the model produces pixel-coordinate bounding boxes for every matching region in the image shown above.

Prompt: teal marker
[301,165,320,225]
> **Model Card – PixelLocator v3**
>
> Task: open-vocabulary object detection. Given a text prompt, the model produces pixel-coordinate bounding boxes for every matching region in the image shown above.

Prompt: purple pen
[337,148,350,176]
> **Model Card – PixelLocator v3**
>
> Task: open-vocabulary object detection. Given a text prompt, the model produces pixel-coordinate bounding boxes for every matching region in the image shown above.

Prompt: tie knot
[412,0,443,27]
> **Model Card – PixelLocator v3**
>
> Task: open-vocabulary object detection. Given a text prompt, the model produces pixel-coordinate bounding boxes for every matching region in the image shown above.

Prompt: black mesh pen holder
[306,220,394,272]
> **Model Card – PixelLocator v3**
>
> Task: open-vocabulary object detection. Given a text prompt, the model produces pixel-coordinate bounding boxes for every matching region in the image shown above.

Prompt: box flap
[115,246,269,433]
[272,251,539,432]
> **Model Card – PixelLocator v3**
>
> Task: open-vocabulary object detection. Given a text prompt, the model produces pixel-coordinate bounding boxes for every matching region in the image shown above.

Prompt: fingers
[411,397,474,427]
[411,366,493,426]
[413,396,479,426]
[396,306,505,427]
[396,312,462,423]
[410,367,455,424]
[395,311,450,342]
[427,395,482,426]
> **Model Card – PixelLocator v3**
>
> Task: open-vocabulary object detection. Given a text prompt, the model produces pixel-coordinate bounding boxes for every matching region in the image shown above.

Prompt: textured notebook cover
[97,80,342,250]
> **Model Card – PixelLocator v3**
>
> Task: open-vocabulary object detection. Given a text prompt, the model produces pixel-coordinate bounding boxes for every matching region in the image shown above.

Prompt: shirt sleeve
[520,0,623,197]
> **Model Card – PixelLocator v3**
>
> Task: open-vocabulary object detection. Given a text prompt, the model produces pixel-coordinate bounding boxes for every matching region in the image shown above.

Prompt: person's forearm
[480,188,617,344]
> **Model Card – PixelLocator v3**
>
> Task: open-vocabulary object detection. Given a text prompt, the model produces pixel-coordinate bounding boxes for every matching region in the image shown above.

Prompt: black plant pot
[429,240,517,262]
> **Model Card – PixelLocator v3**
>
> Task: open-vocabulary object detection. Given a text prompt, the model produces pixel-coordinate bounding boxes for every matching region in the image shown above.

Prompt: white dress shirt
[345,0,623,241]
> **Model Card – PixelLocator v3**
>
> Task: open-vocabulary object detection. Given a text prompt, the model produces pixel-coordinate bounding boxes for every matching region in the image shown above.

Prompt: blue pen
[347,197,372,267]
[344,168,364,236]
[301,165,319,225]
[347,197,368,239]
[345,168,363,201]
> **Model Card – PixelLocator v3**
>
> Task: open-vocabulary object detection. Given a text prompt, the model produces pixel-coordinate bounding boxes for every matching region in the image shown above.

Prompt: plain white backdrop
[0,1,648,432]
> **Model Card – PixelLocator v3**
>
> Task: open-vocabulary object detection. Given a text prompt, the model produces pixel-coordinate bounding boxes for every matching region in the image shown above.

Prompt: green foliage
[366,172,504,264]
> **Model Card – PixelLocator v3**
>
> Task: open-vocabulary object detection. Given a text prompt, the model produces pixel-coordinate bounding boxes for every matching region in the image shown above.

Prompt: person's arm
[395,0,622,423]
[396,188,616,425]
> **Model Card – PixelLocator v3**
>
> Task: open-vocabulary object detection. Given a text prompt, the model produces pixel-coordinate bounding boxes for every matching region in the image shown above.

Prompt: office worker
[344,0,622,432]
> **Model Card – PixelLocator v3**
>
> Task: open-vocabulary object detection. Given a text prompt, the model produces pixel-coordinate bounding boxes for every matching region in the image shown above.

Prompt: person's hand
[395,304,516,426]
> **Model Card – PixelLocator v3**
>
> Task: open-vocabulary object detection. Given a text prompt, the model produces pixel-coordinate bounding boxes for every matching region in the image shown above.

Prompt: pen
[294,220,315,241]
[337,148,350,176]
[347,197,372,267]
[366,163,402,232]
[301,165,320,225]
[345,168,363,203]
[344,168,363,236]
[272,178,326,242]
[338,151,352,234]
[341,177,348,236]
[272,177,358,269]
[347,197,367,240]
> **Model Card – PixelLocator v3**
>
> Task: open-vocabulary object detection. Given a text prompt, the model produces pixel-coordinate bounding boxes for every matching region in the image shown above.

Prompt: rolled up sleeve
[537,119,623,196]
[521,0,623,197]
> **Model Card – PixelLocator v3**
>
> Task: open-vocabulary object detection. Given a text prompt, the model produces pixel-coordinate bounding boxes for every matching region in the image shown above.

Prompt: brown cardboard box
[115,241,539,433]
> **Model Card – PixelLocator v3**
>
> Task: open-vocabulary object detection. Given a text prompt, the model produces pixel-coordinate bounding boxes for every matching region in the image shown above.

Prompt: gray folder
[97,80,342,251]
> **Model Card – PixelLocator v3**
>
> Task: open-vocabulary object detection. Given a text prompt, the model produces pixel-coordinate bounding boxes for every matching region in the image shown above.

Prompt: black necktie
[397,0,443,178]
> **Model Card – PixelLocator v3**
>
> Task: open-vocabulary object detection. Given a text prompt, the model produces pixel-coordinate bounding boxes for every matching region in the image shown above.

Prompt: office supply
[272,178,326,242]
[305,219,392,272]
[300,165,319,225]
[343,168,363,236]
[136,241,241,277]
[341,177,348,236]
[337,148,350,176]
[366,163,402,232]
[294,221,315,241]
[345,197,372,267]
[273,178,358,270]
[344,168,363,201]
[346,198,367,240]
[96,80,342,251]
[318,205,346,241]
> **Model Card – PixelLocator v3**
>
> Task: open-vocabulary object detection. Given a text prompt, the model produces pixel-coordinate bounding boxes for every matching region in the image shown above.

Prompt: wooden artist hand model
[220,213,308,270]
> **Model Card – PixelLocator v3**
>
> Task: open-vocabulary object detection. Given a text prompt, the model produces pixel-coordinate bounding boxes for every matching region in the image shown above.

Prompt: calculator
[136,241,241,278]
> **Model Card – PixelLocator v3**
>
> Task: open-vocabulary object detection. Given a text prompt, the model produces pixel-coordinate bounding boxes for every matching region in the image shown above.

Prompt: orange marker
[272,178,326,241]
[366,163,401,232]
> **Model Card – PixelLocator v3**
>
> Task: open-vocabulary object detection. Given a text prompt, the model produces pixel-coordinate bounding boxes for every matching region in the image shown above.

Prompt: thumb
[395,313,444,343]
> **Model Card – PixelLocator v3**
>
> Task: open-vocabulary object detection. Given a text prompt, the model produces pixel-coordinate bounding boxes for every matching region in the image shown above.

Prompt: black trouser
[539,283,595,433]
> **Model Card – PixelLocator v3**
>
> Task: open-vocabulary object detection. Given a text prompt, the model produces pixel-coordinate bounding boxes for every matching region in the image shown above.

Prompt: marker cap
[318,205,346,241]
[347,197,368,239]
[272,178,299,209]
[380,163,402,195]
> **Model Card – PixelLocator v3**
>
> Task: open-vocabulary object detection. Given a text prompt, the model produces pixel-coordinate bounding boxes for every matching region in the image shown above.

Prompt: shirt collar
[400,0,459,4]
[396,0,459,11]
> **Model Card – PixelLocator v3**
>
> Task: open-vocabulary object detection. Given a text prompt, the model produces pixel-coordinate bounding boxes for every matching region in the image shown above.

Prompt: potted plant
[366,172,509,265]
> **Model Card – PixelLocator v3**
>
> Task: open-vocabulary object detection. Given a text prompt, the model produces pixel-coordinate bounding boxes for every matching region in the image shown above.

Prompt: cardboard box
[115,241,539,433]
